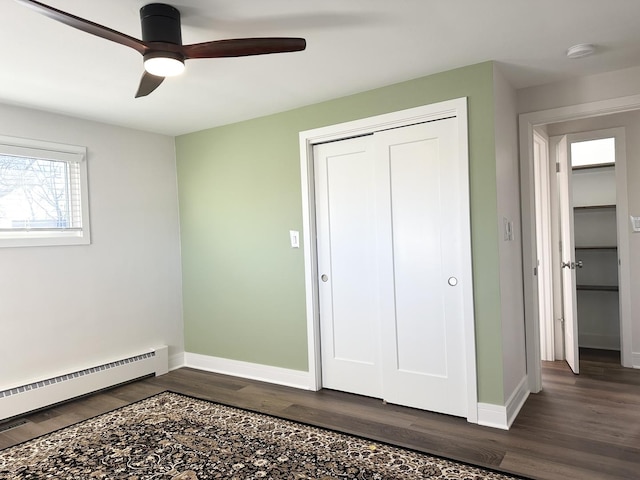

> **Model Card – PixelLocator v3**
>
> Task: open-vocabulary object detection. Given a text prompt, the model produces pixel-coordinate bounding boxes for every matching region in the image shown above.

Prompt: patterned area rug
[0,392,523,479]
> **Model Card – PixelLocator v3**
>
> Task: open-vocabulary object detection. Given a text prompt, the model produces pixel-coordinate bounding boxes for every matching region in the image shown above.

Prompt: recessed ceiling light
[566,44,596,59]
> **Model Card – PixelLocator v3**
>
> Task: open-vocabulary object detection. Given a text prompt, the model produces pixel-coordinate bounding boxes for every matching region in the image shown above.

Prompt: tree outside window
[0,155,78,230]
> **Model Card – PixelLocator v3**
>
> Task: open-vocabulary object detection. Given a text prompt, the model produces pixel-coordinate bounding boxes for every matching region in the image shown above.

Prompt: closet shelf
[575,246,617,250]
[572,163,614,171]
[574,204,616,210]
[576,284,619,292]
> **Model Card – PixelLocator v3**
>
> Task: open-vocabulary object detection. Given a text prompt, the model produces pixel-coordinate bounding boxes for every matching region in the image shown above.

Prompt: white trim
[520,95,639,392]
[0,134,90,248]
[520,117,542,393]
[533,130,555,361]
[169,352,186,371]
[299,135,322,392]
[0,134,86,160]
[184,352,314,390]
[521,94,640,126]
[477,403,509,430]
[632,352,640,369]
[505,376,530,428]
[298,98,478,423]
[611,128,633,368]
[477,376,529,430]
[299,103,462,145]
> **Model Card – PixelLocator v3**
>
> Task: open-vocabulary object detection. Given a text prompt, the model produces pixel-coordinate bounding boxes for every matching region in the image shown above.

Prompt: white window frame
[0,134,90,248]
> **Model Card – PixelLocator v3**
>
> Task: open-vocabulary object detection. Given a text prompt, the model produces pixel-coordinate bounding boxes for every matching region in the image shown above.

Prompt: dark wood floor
[2,348,639,480]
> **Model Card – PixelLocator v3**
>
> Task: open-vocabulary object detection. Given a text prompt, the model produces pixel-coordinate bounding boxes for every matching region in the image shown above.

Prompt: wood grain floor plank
[1,349,639,480]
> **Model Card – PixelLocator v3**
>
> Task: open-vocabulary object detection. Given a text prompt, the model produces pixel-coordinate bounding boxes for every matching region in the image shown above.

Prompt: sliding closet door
[375,119,468,417]
[314,136,383,399]
[315,117,469,417]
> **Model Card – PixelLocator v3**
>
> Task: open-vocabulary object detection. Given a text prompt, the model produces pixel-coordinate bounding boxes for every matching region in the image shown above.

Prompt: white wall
[493,65,527,401]
[518,65,640,114]
[0,103,184,389]
[572,167,616,207]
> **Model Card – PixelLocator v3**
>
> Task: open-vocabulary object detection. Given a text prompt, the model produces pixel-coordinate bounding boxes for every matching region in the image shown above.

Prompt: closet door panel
[314,137,383,398]
[375,118,468,417]
[315,116,471,418]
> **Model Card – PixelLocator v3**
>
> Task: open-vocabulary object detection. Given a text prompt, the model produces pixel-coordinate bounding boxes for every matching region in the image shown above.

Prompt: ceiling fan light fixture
[144,53,185,77]
[18,0,307,97]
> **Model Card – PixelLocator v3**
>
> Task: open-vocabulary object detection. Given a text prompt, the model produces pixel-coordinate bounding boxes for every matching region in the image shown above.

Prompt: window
[0,135,89,247]
[570,137,615,168]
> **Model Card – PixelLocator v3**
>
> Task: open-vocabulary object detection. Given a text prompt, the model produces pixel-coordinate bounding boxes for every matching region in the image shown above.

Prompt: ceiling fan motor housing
[140,3,183,45]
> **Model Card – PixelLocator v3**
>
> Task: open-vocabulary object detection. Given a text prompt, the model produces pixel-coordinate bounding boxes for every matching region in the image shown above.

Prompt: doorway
[520,100,635,393]
[540,128,625,374]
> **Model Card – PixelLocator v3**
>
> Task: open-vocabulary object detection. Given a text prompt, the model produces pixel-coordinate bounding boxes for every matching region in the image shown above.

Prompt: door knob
[321,274,329,282]
[562,261,583,270]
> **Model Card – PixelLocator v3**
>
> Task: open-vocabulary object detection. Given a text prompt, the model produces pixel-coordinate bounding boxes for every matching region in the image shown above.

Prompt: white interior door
[314,136,383,399]
[315,117,470,417]
[554,135,579,374]
[374,119,468,416]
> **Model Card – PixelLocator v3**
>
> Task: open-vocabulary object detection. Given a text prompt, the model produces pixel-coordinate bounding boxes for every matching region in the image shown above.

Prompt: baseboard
[477,403,508,430]
[505,376,530,427]
[477,375,529,430]
[184,352,314,390]
[169,352,185,372]
[632,352,640,369]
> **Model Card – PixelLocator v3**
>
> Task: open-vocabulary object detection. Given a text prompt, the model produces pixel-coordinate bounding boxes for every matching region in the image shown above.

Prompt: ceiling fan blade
[183,37,306,59]
[135,71,165,98]
[16,0,147,55]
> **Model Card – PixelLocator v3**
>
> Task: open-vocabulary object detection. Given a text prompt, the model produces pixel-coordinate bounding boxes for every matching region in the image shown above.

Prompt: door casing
[298,98,478,423]
[553,128,626,371]
[533,130,555,361]
[520,96,636,393]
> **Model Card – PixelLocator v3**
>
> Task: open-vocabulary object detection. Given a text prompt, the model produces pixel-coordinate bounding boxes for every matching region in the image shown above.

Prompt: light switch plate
[631,216,640,233]
[289,230,300,248]
[503,217,514,241]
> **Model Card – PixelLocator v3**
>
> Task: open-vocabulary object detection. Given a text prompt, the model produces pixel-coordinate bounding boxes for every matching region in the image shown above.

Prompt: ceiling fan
[16,0,307,98]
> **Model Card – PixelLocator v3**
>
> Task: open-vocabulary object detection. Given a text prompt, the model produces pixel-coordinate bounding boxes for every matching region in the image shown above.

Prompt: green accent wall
[176,61,504,405]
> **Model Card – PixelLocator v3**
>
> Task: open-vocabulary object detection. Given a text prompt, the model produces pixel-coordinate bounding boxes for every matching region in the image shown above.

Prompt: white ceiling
[3,0,640,136]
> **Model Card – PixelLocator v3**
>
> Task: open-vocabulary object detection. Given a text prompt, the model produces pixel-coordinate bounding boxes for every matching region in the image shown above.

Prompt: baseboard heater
[0,345,168,422]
